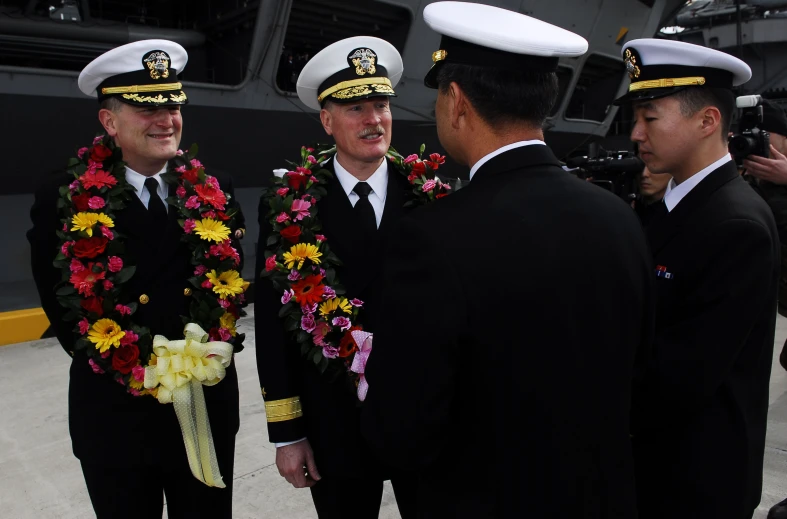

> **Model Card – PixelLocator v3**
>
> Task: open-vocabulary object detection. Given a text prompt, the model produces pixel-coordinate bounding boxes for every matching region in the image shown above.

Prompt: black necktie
[144,177,167,225]
[352,181,377,235]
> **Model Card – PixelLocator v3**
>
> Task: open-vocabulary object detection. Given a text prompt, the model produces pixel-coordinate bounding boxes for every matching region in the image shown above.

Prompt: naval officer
[360,3,654,518]
[615,39,780,519]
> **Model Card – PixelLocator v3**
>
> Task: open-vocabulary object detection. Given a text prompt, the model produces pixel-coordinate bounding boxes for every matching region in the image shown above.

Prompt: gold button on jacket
[139,294,150,304]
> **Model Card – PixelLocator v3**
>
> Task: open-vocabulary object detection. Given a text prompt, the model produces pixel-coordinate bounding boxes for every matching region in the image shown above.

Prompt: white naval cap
[296,36,403,111]
[78,39,189,106]
[614,38,752,104]
[421,1,588,88]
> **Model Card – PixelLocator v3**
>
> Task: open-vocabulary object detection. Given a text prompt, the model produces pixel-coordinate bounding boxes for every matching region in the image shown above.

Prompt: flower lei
[259,144,450,394]
[53,135,248,398]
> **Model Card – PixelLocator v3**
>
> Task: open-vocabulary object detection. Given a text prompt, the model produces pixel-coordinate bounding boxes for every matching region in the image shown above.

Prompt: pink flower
[132,365,146,382]
[176,149,185,156]
[86,160,102,173]
[276,187,289,197]
[108,256,123,273]
[422,180,437,192]
[276,212,290,223]
[218,328,231,341]
[115,304,132,316]
[331,316,351,331]
[291,199,312,221]
[319,268,326,276]
[301,314,316,333]
[218,298,230,309]
[77,147,89,159]
[315,234,326,242]
[78,318,90,335]
[305,147,315,152]
[175,165,187,174]
[63,223,68,232]
[100,226,114,240]
[184,219,196,234]
[88,196,105,210]
[287,269,301,281]
[190,159,203,169]
[281,289,294,304]
[307,155,318,164]
[265,255,277,272]
[61,241,74,257]
[205,176,220,190]
[101,350,111,359]
[237,294,246,304]
[302,302,318,315]
[203,211,216,219]
[194,265,208,276]
[295,166,311,176]
[102,280,114,291]
[322,286,336,300]
[89,358,104,374]
[404,154,419,164]
[176,186,187,198]
[202,279,213,289]
[322,346,340,359]
[68,180,80,193]
[93,136,104,146]
[185,196,201,209]
[70,259,85,273]
[350,298,364,307]
[128,388,141,397]
[120,330,139,346]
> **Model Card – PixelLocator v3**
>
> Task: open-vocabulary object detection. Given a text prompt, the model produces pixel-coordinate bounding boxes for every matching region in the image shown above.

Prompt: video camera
[564,143,644,199]
[729,94,770,165]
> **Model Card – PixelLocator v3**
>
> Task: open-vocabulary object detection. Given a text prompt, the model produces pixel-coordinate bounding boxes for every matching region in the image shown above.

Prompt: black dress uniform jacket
[361,145,654,519]
[254,158,411,477]
[27,170,241,473]
[633,160,779,519]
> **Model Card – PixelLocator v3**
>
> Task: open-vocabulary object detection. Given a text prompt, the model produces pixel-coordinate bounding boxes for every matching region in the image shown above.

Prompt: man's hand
[276,440,321,488]
[743,145,787,185]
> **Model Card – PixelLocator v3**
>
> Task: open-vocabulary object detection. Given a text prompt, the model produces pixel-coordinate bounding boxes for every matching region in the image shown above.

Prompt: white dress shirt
[332,154,389,228]
[469,140,547,181]
[663,153,732,212]
[125,165,169,211]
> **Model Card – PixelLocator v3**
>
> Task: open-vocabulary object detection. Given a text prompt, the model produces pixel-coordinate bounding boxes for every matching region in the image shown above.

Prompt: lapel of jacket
[378,160,410,238]
[646,160,739,255]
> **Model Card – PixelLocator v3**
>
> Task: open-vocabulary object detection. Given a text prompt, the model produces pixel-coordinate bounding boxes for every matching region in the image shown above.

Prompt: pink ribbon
[350,330,373,401]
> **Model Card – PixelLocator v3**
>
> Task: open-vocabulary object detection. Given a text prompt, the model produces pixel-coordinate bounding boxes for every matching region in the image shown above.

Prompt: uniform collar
[333,154,389,202]
[469,140,546,180]
[663,153,732,212]
[124,164,169,197]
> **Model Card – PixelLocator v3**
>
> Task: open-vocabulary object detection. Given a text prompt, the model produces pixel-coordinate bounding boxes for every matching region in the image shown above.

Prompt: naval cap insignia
[347,48,377,76]
[624,48,640,80]
[143,50,171,80]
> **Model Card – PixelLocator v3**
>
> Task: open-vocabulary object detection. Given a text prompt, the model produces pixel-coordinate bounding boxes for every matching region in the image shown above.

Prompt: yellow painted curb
[0,308,50,346]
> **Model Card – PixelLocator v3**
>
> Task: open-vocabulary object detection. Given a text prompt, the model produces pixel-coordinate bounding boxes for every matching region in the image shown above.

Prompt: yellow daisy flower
[194,218,231,243]
[87,318,125,353]
[319,297,353,317]
[71,212,114,237]
[219,312,237,336]
[206,270,246,299]
[282,243,322,270]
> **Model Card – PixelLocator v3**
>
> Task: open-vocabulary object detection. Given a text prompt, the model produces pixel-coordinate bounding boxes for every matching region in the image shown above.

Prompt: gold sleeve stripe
[101,82,183,95]
[264,396,303,423]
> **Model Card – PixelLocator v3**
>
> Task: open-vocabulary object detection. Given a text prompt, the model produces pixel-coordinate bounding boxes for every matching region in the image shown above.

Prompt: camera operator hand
[744,144,787,185]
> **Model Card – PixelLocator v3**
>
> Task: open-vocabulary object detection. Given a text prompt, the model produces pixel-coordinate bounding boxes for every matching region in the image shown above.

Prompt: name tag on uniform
[655,265,673,279]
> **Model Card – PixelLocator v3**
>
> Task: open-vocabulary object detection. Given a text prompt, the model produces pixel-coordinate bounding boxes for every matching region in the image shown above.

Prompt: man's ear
[699,105,722,139]
[98,108,118,137]
[447,82,468,129]
[320,107,333,136]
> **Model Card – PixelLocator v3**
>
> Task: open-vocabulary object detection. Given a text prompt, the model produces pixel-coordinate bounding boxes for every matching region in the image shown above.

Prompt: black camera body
[729,95,770,166]
[565,144,644,199]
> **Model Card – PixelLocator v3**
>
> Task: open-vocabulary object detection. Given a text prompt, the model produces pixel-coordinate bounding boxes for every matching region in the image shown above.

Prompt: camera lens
[729,135,757,157]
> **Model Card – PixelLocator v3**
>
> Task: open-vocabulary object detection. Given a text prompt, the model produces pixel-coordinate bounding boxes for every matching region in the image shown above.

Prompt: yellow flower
[282,243,322,270]
[128,377,144,390]
[71,212,114,237]
[194,218,230,243]
[319,297,352,317]
[87,318,125,353]
[220,312,237,336]
[206,270,246,299]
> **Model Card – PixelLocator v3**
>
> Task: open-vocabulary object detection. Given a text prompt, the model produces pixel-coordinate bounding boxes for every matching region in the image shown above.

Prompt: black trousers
[310,474,418,519]
[80,439,235,519]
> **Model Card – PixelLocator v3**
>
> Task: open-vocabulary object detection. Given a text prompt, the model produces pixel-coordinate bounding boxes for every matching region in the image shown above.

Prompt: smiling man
[27,40,243,518]
[254,36,416,519]
[614,39,780,519]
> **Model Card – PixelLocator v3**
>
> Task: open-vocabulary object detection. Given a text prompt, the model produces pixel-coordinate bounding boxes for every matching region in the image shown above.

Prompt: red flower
[292,274,325,306]
[338,326,363,358]
[408,161,426,182]
[72,192,91,212]
[72,237,108,259]
[425,161,440,171]
[194,183,227,210]
[280,225,302,244]
[112,344,139,374]
[90,144,113,163]
[265,255,277,271]
[208,242,240,266]
[80,296,104,316]
[181,168,199,184]
[436,193,449,199]
[70,264,106,296]
[214,211,231,221]
[287,172,308,191]
[429,153,446,166]
[79,170,118,190]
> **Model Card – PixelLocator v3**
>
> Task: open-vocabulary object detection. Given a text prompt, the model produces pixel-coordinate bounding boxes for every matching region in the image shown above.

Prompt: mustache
[358,126,385,138]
